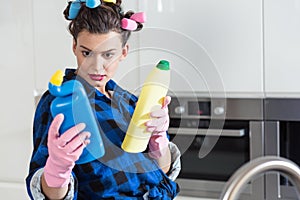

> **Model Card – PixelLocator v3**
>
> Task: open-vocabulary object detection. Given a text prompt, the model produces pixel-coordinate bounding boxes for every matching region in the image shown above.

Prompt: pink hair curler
[121,18,138,31]
[130,12,146,23]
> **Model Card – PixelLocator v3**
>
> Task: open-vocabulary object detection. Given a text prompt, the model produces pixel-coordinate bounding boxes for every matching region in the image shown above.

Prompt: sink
[220,156,300,200]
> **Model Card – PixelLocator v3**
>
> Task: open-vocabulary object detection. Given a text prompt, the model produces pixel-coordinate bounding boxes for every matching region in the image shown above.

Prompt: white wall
[33,0,75,91]
[0,0,35,198]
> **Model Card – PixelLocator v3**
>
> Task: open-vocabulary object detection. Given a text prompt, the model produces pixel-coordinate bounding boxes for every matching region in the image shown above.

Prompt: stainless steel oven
[265,98,300,200]
[168,96,265,199]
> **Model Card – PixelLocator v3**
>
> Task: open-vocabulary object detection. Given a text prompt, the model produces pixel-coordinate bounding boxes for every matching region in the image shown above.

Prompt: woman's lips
[89,74,105,81]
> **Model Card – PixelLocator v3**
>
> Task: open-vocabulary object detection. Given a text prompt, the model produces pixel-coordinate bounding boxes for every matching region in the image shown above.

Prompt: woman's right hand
[43,114,90,188]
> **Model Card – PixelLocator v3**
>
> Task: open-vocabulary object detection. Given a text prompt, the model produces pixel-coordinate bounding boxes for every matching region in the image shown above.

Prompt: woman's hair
[63,0,142,46]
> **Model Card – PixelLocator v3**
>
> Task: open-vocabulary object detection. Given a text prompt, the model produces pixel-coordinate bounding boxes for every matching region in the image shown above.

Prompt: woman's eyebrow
[80,45,117,53]
[79,45,92,51]
[101,49,117,53]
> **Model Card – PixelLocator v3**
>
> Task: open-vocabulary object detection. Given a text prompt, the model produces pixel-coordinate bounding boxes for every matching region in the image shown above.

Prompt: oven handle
[168,127,245,137]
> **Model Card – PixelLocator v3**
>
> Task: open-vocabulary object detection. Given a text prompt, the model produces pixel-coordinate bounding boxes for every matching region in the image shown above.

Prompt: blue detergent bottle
[48,70,105,164]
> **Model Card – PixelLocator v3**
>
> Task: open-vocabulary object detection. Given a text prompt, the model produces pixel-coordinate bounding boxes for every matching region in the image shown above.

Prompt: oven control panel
[169,97,220,119]
[169,96,264,120]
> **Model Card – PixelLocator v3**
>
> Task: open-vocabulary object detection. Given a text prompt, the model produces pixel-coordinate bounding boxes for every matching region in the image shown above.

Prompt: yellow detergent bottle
[122,60,170,153]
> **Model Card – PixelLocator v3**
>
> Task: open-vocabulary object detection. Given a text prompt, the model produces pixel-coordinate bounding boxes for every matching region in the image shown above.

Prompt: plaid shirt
[26,69,179,200]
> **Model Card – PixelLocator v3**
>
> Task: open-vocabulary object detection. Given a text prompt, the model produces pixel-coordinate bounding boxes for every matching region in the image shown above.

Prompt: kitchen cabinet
[32,0,140,94]
[138,0,264,97]
[0,0,35,198]
[264,0,300,97]
[31,0,300,98]
[32,0,265,97]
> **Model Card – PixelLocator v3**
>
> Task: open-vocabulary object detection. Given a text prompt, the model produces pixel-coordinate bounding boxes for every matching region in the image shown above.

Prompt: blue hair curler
[86,0,101,8]
[68,0,101,20]
[69,1,81,19]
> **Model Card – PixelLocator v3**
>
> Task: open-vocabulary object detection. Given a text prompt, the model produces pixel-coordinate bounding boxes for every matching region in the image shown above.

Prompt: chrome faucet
[220,156,300,200]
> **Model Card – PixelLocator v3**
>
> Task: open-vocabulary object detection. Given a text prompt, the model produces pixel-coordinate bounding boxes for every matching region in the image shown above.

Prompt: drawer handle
[168,127,245,137]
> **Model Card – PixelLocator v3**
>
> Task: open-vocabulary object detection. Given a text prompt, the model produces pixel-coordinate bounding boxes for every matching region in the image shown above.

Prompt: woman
[26,0,181,199]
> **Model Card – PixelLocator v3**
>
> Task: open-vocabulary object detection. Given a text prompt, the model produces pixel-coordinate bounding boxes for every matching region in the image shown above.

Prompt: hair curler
[130,12,146,23]
[121,18,138,31]
[86,0,101,8]
[69,1,81,20]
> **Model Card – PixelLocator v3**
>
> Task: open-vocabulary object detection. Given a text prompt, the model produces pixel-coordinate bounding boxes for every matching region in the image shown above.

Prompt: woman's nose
[94,55,105,70]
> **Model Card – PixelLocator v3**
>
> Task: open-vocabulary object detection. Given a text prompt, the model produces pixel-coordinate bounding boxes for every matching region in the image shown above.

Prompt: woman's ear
[120,44,129,61]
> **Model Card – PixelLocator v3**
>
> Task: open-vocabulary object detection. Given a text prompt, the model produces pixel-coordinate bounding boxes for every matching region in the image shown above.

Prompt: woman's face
[73,30,128,93]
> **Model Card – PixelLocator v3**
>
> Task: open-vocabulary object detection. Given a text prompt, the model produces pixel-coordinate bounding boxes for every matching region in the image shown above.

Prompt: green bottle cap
[156,60,170,70]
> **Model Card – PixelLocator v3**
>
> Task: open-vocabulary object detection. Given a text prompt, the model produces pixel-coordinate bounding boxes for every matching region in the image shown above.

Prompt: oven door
[168,120,265,199]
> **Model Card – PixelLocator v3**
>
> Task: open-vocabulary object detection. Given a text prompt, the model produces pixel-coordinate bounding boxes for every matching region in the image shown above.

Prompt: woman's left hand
[146,96,171,159]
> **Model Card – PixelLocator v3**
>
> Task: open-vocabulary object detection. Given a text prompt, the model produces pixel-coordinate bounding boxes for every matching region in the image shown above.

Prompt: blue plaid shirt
[26,69,179,200]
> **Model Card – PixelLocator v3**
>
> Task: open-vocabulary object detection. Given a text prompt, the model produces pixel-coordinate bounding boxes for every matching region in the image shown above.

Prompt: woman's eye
[103,52,114,59]
[82,51,92,57]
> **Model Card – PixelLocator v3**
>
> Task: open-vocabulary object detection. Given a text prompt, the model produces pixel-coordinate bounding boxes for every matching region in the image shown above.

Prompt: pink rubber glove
[44,114,90,188]
[146,96,171,159]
